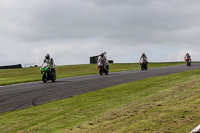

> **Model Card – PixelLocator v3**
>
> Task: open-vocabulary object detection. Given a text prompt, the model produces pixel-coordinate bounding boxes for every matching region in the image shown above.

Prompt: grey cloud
[89,0,153,6]
[1,0,200,44]
[0,0,200,65]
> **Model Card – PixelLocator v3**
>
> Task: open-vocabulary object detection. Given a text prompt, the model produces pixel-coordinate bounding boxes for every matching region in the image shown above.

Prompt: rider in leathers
[42,54,55,75]
[140,53,148,63]
[184,53,191,60]
[97,52,109,71]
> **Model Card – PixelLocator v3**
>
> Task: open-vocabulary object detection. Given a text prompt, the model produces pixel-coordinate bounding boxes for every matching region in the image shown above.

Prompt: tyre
[99,69,103,75]
[144,63,148,70]
[105,70,108,75]
[141,64,144,71]
[42,74,47,83]
[145,65,148,70]
[189,60,191,66]
[51,73,56,82]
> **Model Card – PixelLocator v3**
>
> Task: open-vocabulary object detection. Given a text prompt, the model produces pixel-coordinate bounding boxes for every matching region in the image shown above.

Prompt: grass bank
[0,62,186,86]
[0,68,200,132]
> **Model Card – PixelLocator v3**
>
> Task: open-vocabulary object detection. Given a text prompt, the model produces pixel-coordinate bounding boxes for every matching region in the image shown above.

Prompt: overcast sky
[1,0,200,66]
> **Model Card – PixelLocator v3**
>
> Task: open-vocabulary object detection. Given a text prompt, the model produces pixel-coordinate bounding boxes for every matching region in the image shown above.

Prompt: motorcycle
[185,57,191,66]
[97,60,109,75]
[40,63,56,83]
[139,58,148,71]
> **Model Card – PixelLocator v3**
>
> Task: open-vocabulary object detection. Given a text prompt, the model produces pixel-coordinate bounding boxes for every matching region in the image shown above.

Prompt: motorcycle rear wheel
[141,65,144,71]
[51,73,56,82]
[145,64,148,70]
[105,70,108,75]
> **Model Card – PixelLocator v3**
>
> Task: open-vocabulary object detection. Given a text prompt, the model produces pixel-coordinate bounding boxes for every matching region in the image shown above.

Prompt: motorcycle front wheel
[99,69,103,75]
[189,60,191,66]
[42,73,47,83]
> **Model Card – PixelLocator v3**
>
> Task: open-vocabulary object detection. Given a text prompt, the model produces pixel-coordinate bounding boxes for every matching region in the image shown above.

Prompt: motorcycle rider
[184,53,192,66]
[140,53,148,63]
[184,53,191,60]
[42,54,55,74]
[97,52,109,71]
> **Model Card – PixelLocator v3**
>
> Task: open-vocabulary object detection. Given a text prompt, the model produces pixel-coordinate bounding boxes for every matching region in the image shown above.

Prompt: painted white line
[190,124,200,133]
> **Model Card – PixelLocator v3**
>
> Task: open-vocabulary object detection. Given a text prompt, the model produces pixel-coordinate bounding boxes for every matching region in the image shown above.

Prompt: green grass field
[0,62,199,132]
[0,62,186,86]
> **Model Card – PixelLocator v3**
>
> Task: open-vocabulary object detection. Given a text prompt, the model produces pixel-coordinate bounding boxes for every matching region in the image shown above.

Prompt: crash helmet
[100,53,104,57]
[142,53,145,56]
[45,54,50,60]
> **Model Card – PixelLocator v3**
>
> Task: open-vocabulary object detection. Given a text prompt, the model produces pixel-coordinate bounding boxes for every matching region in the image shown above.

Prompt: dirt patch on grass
[175,78,200,89]
[71,78,200,133]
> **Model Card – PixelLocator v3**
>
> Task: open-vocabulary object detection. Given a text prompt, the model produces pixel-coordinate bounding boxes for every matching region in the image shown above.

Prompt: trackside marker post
[190,124,200,133]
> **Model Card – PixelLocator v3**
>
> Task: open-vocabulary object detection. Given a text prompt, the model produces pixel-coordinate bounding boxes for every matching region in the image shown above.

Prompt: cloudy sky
[0,0,200,66]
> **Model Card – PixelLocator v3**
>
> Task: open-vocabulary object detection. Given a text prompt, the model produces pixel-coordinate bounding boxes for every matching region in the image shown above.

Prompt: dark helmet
[45,54,50,60]
[142,53,145,56]
[100,53,104,57]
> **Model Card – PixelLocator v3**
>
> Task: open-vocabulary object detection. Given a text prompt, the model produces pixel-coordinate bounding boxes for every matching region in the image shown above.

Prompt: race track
[0,63,200,113]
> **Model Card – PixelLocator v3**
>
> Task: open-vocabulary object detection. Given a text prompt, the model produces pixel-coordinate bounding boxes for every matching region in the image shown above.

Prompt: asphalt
[0,63,200,113]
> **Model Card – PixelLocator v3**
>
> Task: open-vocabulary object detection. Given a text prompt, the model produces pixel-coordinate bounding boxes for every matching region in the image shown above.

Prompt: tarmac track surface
[0,63,200,113]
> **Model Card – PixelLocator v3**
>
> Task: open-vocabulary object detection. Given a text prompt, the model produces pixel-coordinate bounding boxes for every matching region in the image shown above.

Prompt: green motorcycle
[40,63,56,83]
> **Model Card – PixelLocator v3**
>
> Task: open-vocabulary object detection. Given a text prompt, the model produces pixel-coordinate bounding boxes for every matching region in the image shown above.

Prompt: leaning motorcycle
[97,60,109,75]
[139,58,148,71]
[40,63,56,83]
[185,57,191,66]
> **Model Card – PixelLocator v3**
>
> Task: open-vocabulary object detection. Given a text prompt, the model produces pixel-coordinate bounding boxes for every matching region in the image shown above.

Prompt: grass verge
[0,62,187,86]
[0,68,200,132]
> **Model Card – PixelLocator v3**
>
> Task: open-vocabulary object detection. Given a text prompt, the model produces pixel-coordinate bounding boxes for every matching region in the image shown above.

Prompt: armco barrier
[0,64,22,69]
